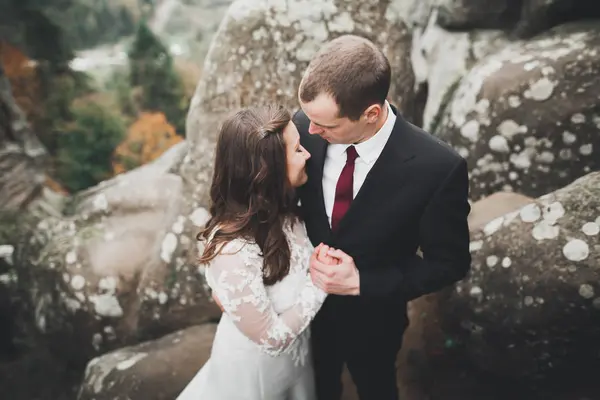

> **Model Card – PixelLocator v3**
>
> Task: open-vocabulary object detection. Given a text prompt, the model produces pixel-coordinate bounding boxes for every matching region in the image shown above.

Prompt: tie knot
[346,145,358,164]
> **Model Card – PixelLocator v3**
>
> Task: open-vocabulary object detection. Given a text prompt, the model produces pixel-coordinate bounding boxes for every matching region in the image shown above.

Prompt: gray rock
[0,66,64,216]
[516,0,600,38]
[441,171,600,378]
[434,21,600,200]
[436,0,520,30]
[77,323,217,400]
[15,143,220,365]
[434,0,600,36]
[411,9,509,132]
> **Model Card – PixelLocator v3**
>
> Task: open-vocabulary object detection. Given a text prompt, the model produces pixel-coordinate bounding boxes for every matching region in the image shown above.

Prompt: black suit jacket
[294,107,471,336]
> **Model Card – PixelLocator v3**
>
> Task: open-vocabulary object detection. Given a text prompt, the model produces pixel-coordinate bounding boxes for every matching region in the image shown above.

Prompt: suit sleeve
[358,158,472,301]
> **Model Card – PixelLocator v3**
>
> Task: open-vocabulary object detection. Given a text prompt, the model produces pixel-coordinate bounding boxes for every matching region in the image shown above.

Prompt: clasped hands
[309,243,360,296]
[211,243,360,311]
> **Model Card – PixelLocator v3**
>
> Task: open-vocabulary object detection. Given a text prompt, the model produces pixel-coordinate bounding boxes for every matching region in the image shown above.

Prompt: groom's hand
[310,248,360,296]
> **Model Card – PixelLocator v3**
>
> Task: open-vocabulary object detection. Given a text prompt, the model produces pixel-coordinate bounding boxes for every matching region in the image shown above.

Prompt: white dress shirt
[322,102,396,227]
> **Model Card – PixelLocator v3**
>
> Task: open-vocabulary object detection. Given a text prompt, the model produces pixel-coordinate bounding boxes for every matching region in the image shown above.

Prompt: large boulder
[181,0,420,207]
[391,191,534,399]
[77,323,217,400]
[14,143,220,365]
[410,9,509,132]
[441,171,600,379]
[436,0,519,30]
[434,21,600,200]
[435,0,600,37]
[516,0,600,38]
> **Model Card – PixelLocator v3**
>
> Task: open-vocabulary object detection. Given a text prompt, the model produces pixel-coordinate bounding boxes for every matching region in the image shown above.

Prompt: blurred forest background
[0,0,230,193]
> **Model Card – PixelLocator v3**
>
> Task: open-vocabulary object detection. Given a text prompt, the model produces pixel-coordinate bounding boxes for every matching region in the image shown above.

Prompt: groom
[294,35,472,400]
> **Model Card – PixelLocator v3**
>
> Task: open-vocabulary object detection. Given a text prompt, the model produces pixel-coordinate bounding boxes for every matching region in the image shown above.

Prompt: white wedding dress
[177,219,326,400]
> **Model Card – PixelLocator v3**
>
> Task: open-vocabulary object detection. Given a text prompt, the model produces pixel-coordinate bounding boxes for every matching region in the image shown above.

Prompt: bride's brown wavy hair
[197,105,299,285]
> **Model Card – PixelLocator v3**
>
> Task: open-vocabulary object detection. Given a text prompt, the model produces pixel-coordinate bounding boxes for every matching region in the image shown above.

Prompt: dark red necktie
[331,145,358,232]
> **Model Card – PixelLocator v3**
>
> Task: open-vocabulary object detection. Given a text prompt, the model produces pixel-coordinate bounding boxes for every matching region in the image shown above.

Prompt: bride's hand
[313,243,340,265]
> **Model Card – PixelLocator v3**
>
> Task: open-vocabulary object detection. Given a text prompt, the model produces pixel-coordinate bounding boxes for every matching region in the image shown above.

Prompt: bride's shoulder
[200,232,261,266]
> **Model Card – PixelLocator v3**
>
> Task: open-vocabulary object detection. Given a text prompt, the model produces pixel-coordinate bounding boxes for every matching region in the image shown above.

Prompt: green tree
[55,103,125,192]
[128,21,188,134]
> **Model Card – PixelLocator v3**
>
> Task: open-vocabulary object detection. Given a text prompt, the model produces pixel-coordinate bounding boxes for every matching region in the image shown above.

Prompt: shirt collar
[329,101,396,164]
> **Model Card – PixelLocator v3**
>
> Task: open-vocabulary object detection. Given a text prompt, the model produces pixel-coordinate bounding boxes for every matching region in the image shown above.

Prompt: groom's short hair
[299,35,391,121]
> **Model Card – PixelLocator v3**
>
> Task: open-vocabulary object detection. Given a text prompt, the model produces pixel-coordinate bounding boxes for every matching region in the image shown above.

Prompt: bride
[177,105,335,399]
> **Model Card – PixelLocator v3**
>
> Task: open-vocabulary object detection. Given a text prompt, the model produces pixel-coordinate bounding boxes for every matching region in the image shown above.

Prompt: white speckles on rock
[562,239,589,262]
[0,245,14,260]
[328,11,355,32]
[523,61,539,71]
[92,333,103,351]
[171,216,186,235]
[524,77,555,101]
[582,222,599,236]
[502,257,512,268]
[160,233,178,263]
[116,353,148,371]
[66,251,78,265]
[189,207,210,227]
[570,113,586,124]
[520,203,542,222]
[559,148,573,160]
[470,286,483,297]
[89,293,124,318]
[63,297,81,312]
[98,276,118,293]
[524,296,534,306]
[470,240,484,252]
[579,284,595,299]
[535,151,554,164]
[508,95,521,108]
[542,201,565,224]
[103,326,116,341]
[579,144,593,156]
[158,292,168,305]
[486,255,499,267]
[510,149,534,169]
[532,221,560,241]
[71,275,86,291]
[460,120,480,142]
[93,194,108,212]
[562,131,577,145]
[497,120,527,139]
[489,135,510,153]
[484,217,504,236]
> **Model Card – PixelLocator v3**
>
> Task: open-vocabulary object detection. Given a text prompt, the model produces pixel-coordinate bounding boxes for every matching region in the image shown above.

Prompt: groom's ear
[363,104,382,123]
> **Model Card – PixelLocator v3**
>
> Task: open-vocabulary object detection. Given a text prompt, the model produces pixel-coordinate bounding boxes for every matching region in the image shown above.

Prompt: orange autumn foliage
[113,112,183,174]
[45,175,70,195]
[0,41,40,119]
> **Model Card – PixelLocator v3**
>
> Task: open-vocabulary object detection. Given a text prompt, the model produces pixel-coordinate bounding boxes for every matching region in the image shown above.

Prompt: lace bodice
[203,219,326,357]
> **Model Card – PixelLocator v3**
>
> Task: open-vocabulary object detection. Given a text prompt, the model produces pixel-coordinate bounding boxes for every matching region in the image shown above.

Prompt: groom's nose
[308,122,324,135]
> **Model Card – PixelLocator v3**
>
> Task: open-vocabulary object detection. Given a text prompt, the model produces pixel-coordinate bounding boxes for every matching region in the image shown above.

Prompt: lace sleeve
[207,242,326,356]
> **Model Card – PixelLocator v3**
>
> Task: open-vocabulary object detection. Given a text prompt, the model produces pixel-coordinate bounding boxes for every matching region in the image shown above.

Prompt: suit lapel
[305,134,332,235]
